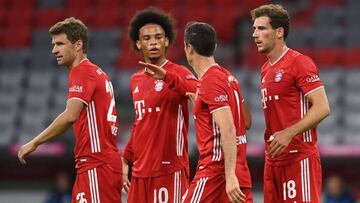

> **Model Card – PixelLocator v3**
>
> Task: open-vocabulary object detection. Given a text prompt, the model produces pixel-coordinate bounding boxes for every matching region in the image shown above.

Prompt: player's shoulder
[73,59,98,73]
[288,49,315,65]
[165,60,189,72]
[204,64,228,78]
[130,69,145,80]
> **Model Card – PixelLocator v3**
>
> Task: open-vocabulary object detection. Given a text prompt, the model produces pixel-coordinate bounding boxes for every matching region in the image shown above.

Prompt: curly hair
[128,7,176,50]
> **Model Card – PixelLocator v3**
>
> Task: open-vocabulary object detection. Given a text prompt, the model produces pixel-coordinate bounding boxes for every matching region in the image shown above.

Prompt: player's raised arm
[140,61,197,95]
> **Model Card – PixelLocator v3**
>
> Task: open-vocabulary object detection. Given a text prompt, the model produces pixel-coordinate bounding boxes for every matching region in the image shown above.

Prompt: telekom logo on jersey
[261,88,280,109]
[134,100,161,120]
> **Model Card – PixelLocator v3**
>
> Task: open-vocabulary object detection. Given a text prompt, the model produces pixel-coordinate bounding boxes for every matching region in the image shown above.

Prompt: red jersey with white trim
[193,64,252,188]
[260,49,324,166]
[123,60,197,177]
[67,59,121,174]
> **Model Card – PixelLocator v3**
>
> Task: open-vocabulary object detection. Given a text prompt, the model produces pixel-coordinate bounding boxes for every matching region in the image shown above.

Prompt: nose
[149,36,157,45]
[52,45,58,54]
[252,29,258,38]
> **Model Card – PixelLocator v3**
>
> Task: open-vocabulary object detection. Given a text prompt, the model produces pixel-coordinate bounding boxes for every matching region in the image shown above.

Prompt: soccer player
[142,22,253,203]
[251,4,331,203]
[17,17,122,203]
[122,7,197,203]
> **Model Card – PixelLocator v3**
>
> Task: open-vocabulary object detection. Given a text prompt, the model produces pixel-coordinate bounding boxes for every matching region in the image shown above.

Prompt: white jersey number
[154,187,169,203]
[283,180,297,200]
[105,80,117,122]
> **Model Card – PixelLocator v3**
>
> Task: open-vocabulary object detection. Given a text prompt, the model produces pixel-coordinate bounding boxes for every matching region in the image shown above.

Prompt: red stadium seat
[344,48,360,68]
[184,0,212,9]
[153,0,178,11]
[182,7,211,24]
[2,26,31,48]
[4,8,35,27]
[93,8,122,29]
[211,8,239,43]
[35,9,66,28]
[213,0,241,9]
[67,7,94,26]
[94,0,122,10]
[0,8,5,27]
[67,0,93,9]
[8,0,36,10]
[117,37,142,69]
[313,48,344,67]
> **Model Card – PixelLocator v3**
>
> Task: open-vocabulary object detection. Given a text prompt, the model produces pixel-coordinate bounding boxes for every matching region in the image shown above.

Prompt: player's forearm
[122,157,130,173]
[164,71,197,94]
[220,126,238,179]
[287,101,330,138]
[32,111,74,146]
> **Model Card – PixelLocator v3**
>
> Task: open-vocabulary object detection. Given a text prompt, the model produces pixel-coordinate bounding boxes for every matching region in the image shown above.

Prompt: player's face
[136,24,169,61]
[51,33,77,67]
[252,16,277,54]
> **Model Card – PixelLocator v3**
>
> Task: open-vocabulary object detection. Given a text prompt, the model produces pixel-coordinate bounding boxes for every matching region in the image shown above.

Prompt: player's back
[68,59,121,174]
[194,65,252,187]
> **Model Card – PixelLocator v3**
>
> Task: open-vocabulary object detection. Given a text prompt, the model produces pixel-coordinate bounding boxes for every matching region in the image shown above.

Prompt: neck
[191,55,216,78]
[68,53,87,69]
[267,41,288,65]
[145,56,167,66]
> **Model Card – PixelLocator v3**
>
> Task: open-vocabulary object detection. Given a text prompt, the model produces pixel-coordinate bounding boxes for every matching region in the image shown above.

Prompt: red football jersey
[67,59,121,174]
[193,64,252,188]
[123,60,197,177]
[260,49,324,166]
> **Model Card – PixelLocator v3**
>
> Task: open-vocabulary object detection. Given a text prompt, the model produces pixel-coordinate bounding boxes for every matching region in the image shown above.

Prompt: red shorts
[264,153,322,203]
[72,164,122,203]
[182,174,253,203]
[127,169,189,203]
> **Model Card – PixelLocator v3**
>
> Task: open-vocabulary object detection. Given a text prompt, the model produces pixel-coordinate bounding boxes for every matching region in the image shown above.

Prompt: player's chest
[260,66,297,95]
[131,78,177,104]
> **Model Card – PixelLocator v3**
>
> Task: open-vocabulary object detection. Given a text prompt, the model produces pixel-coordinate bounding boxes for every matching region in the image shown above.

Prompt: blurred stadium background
[1,0,360,202]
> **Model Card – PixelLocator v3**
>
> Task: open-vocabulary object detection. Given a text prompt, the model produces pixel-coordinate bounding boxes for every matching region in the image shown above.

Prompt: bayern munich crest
[275,69,284,82]
[155,80,164,92]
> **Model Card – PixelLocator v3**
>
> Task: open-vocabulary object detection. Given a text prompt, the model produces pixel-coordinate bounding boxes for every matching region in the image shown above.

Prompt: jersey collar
[269,48,289,67]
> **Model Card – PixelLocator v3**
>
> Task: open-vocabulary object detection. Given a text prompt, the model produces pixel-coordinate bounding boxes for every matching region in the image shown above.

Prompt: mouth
[149,48,159,53]
[55,56,63,62]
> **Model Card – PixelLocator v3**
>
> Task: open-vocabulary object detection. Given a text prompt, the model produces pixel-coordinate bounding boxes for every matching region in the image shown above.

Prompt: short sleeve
[67,68,96,105]
[294,55,324,96]
[200,72,230,113]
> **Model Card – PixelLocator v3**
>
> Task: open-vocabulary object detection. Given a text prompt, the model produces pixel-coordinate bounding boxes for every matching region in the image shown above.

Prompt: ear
[165,37,169,48]
[136,40,141,50]
[76,40,83,52]
[277,27,285,39]
[188,43,195,55]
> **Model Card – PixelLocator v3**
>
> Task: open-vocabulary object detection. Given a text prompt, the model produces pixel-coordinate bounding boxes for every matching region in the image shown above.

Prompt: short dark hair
[128,7,176,50]
[49,17,88,53]
[184,22,217,57]
[250,4,290,39]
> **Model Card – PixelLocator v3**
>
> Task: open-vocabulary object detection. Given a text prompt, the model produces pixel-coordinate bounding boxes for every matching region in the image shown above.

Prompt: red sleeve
[164,66,197,95]
[294,55,324,96]
[67,68,96,105]
[200,72,230,113]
